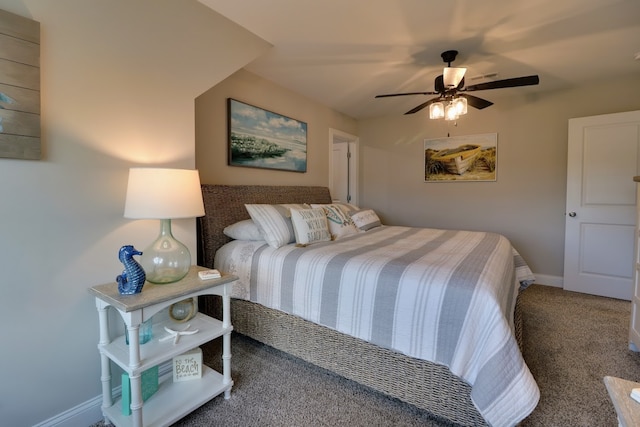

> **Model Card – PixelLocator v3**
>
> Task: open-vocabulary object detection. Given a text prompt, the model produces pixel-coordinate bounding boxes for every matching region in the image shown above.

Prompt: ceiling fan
[375,50,539,117]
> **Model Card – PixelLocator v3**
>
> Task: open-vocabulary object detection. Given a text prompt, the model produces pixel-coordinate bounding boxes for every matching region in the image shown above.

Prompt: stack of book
[121,366,158,415]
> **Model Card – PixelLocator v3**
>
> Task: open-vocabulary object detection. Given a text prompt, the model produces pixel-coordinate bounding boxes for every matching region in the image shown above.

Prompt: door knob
[568,212,577,217]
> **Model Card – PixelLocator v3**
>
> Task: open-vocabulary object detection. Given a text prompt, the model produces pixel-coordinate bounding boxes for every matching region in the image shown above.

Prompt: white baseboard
[532,273,563,288]
[34,361,173,427]
[33,393,109,427]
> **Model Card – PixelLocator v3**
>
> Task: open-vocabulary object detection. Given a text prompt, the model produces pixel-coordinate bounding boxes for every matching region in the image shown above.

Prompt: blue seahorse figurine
[116,245,146,295]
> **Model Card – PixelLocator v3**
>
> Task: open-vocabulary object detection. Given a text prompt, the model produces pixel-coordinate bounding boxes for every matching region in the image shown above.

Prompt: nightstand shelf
[89,266,237,427]
[103,366,227,427]
[102,313,230,375]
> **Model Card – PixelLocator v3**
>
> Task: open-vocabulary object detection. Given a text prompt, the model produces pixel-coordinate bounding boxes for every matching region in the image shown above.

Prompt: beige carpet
[519,284,640,426]
[92,284,640,426]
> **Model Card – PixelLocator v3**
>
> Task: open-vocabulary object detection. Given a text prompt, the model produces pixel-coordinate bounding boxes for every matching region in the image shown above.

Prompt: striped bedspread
[215,225,539,426]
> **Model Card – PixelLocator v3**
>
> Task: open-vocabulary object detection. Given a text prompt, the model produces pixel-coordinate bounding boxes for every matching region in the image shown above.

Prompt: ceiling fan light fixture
[443,67,466,88]
[444,103,459,121]
[452,97,467,115]
[429,102,445,119]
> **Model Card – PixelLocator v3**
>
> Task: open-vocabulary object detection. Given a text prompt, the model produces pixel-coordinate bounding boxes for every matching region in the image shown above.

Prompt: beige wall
[0,1,269,425]
[195,68,358,186]
[358,75,640,280]
[194,68,640,281]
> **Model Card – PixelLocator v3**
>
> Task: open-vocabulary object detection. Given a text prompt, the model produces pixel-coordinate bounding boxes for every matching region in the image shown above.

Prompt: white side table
[604,376,640,427]
[89,266,237,427]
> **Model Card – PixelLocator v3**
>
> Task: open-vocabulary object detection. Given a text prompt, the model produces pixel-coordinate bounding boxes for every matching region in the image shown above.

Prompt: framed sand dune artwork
[228,98,307,173]
[424,133,497,182]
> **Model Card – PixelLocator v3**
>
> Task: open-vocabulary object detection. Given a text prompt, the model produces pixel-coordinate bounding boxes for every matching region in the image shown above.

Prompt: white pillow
[311,203,359,239]
[350,209,382,231]
[223,219,264,241]
[290,208,332,246]
[245,204,306,248]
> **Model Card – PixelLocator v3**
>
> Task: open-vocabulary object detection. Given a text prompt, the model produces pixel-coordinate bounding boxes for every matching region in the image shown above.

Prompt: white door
[332,142,350,202]
[329,129,358,205]
[564,110,640,300]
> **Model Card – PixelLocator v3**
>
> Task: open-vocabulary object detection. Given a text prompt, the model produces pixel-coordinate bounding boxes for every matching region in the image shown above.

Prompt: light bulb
[452,97,467,115]
[445,103,459,121]
[429,102,444,119]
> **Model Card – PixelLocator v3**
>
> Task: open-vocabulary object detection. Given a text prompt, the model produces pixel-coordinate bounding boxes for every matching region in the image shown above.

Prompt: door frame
[329,128,359,206]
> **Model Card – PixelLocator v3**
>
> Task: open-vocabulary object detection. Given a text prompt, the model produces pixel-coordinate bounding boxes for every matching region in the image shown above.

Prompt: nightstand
[89,266,237,427]
[604,376,640,427]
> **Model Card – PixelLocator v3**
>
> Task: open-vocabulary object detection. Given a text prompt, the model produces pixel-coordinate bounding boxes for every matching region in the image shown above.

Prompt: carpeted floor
[92,284,640,426]
[518,285,640,426]
[181,334,448,427]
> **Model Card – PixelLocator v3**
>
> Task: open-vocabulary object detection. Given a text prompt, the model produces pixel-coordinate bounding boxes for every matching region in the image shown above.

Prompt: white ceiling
[200,0,640,119]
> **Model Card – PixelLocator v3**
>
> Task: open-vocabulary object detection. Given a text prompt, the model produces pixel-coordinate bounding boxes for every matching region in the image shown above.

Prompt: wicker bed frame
[197,184,522,426]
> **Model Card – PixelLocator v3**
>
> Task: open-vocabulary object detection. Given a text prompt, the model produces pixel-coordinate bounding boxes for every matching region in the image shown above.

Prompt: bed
[197,184,539,427]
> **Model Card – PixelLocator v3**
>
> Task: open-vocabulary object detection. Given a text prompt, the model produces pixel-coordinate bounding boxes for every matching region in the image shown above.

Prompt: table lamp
[124,168,205,284]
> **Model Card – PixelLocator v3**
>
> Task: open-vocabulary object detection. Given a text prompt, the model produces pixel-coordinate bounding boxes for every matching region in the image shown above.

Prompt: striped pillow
[245,204,306,248]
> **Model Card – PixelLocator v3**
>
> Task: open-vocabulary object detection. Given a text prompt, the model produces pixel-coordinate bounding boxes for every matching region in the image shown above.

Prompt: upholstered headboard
[197,184,333,268]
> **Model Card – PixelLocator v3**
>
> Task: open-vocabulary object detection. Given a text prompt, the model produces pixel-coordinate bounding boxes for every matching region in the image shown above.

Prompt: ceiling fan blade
[459,94,493,110]
[465,75,539,91]
[375,91,438,98]
[404,97,441,115]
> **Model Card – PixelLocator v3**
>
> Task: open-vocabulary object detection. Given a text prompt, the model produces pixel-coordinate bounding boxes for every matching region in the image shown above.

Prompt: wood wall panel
[0,9,40,160]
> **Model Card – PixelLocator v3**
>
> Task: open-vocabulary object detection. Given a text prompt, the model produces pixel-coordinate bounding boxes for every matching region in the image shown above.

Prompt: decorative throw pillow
[334,202,360,215]
[245,204,306,248]
[349,209,382,231]
[223,219,264,241]
[311,202,359,215]
[290,208,332,246]
[311,203,359,239]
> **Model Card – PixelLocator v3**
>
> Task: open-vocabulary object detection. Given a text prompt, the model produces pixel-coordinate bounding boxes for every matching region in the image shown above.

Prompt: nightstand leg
[127,323,142,369]
[126,319,143,427]
[130,372,143,427]
[97,305,113,424]
[222,293,232,398]
[223,331,232,398]
[99,352,113,424]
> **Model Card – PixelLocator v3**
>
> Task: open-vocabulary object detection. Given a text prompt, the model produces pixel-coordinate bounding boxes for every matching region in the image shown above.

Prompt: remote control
[198,269,221,280]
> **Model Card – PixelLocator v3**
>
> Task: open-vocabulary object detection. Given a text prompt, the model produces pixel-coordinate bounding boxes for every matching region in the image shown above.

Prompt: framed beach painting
[424,133,497,182]
[227,98,307,172]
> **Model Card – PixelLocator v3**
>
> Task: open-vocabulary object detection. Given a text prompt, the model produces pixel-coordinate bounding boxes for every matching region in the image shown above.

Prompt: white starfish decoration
[159,323,199,345]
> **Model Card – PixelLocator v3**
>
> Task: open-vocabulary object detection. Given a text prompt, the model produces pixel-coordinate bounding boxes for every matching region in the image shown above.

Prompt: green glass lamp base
[141,219,191,284]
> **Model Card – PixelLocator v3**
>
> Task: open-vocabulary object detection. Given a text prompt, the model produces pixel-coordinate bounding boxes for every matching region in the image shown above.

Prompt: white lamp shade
[124,168,205,219]
[443,67,466,88]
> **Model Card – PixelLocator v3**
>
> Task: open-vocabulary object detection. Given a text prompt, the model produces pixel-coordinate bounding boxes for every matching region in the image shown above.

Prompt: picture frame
[424,133,497,182]
[227,98,307,172]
